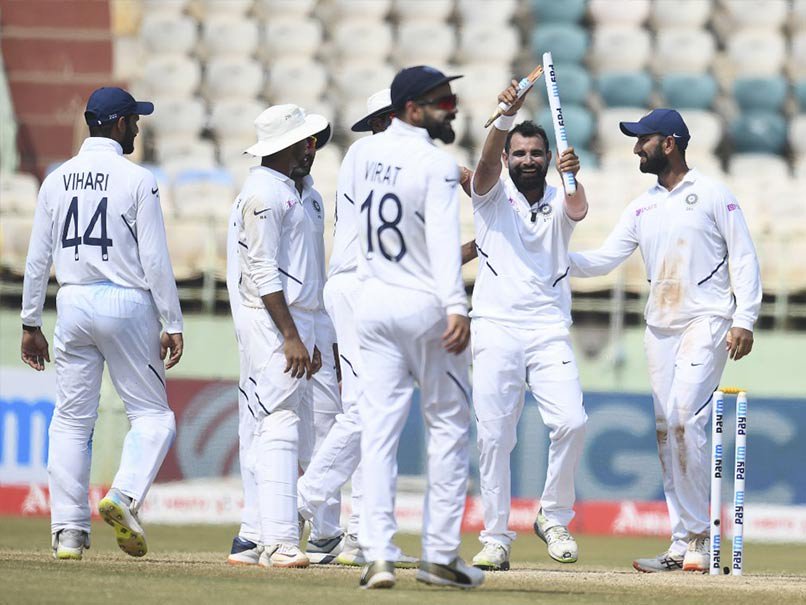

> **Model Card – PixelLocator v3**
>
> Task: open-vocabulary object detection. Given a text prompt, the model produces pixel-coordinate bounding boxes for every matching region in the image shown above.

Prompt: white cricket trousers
[49,283,175,535]
[298,272,363,538]
[241,305,314,547]
[472,319,586,547]
[645,315,730,554]
[357,280,471,565]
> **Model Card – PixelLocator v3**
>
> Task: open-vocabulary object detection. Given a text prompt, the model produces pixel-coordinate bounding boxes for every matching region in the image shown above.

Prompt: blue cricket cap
[619,108,690,150]
[84,87,154,126]
[390,65,462,110]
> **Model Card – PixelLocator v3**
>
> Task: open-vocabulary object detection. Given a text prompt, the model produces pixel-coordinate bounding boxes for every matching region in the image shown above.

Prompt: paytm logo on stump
[0,368,56,484]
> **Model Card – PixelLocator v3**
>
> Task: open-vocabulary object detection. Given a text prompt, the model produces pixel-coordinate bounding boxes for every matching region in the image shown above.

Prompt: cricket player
[568,109,762,573]
[346,66,483,590]
[20,87,183,560]
[229,104,328,568]
[468,82,589,572]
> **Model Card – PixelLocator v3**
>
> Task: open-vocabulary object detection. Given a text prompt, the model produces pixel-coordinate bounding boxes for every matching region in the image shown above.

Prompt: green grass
[1,517,805,605]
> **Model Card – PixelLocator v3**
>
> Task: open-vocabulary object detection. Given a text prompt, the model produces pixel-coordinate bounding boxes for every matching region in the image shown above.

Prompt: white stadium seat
[142,0,190,18]
[330,0,391,20]
[153,137,217,165]
[255,0,317,19]
[789,115,806,156]
[265,59,328,105]
[596,107,647,151]
[162,218,211,280]
[394,0,454,23]
[456,0,518,25]
[201,17,259,58]
[203,57,264,102]
[396,22,456,66]
[679,109,723,153]
[209,99,267,140]
[261,17,323,62]
[650,0,712,29]
[653,29,716,74]
[332,62,396,104]
[795,0,806,30]
[718,0,788,29]
[728,154,790,181]
[197,0,254,17]
[0,171,39,215]
[145,96,207,138]
[172,168,236,220]
[139,14,198,56]
[453,64,512,110]
[140,55,201,97]
[332,19,393,63]
[458,23,519,66]
[726,29,786,76]
[588,0,650,26]
[790,32,806,80]
[0,215,34,274]
[588,26,651,73]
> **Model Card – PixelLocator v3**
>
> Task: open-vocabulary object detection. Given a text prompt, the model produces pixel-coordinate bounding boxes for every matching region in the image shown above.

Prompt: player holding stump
[568,109,762,573]
[21,87,183,560]
[469,81,589,571]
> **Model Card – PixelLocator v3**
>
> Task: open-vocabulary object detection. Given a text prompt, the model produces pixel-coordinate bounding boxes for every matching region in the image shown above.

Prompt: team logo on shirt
[685,193,698,206]
[539,204,553,215]
[312,199,321,213]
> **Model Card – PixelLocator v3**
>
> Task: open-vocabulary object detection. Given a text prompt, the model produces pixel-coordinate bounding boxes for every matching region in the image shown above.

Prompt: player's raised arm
[473,80,532,197]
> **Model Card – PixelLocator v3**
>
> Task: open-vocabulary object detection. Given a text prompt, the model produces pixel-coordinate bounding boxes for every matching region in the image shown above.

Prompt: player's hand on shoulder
[726,327,753,361]
[161,332,184,369]
[284,335,312,379]
[21,327,50,371]
[500,79,531,116]
[443,314,470,354]
[556,146,580,176]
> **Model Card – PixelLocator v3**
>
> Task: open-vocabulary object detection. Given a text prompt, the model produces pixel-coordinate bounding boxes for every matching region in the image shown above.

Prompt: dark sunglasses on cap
[416,93,458,111]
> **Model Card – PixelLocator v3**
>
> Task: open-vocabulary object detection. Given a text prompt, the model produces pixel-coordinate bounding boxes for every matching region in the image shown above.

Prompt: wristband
[22,324,39,333]
[494,114,516,131]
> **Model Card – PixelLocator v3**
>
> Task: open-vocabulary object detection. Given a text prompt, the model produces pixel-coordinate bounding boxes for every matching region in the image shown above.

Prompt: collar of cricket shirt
[388,117,433,143]
[80,137,123,156]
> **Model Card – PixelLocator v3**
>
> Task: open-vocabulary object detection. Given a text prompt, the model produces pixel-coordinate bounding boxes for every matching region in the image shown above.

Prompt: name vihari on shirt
[62,171,110,192]
[365,161,402,185]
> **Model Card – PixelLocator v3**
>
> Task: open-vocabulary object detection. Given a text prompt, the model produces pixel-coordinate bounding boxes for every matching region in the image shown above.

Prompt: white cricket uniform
[347,118,471,565]
[298,174,343,541]
[569,168,762,552]
[233,165,319,547]
[297,156,364,539]
[21,137,182,535]
[470,175,587,547]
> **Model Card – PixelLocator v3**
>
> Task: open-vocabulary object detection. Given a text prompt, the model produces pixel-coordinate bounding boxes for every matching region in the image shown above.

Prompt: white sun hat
[245,104,329,157]
[351,88,394,132]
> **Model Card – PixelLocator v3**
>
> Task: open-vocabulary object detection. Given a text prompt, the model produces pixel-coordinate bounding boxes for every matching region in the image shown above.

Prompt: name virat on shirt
[62,171,110,192]
[365,161,402,185]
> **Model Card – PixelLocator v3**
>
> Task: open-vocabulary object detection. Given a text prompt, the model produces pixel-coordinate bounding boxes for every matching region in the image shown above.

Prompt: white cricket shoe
[633,549,685,573]
[306,533,345,564]
[416,557,485,589]
[334,533,418,568]
[359,560,396,589]
[98,489,147,557]
[682,535,709,573]
[52,529,90,560]
[533,508,578,563]
[227,536,260,566]
[259,543,310,568]
[472,541,510,571]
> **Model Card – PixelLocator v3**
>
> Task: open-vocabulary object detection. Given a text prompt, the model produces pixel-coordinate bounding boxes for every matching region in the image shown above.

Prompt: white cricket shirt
[341,118,467,316]
[328,150,359,279]
[234,166,320,311]
[471,176,578,329]
[21,137,182,332]
[300,174,327,310]
[569,169,762,331]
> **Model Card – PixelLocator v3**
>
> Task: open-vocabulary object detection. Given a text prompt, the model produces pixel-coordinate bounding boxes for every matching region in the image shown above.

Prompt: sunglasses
[416,94,458,111]
[306,135,318,149]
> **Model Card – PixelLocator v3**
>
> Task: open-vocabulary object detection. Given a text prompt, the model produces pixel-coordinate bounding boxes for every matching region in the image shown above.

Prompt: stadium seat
[530,0,587,23]
[201,17,259,58]
[161,156,219,181]
[596,106,649,151]
[172,168,236,220]
[140,55,201,97]
[453,64,513,110]
[203,57,264,102]
[729,111,788,154]
[223,152,259,189]
[142,0,189,14]
[589,27,651,73]
[680,109,723,153]
[595,72,653,108]
[0,215,35,274]
[652,29,716,74]
[153,137,217,165]
[255,0,317,19]
[789,115,806,156]
[145,96,206,138]
[537,104,594,150]
[265,59,328,105]
[649,0,712,29]
[795,0,806,29]
[733,76,788,112]
[163,218,211,281]
[682,151,724,177]
[138,14,197,55]
[261,17,323,62]
[197,0,253,17]
[394,0,454,23]
[726,30,786,76]
[659,73,717,110]
[456,0,518,24]
[0,171,39,215]
[536,62,591,106]
[332,62,397,104]
[112,36,145,82]
[531,23,589,65]
[332,19,393,63]
[208,99,267,140]
[331,0,391,20]
[790,33,806,80]
[728,153,790,181]
[459,23,519,65]
[396,22,456,66]
[301,99,337,125]
[795,155,806,179]
[588,0,650,26]
[718,0,788,29]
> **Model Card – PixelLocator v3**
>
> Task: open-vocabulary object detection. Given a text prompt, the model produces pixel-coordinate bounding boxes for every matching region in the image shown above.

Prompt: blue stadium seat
[536,104,594,150]
[531,24,589,65]
[530,0,587,23]
[733,76,788,112]
[796,80,806,112]
[536,62,591,106]
[659,73,717,110]
[729,111,787,154]
[595,72,653,108]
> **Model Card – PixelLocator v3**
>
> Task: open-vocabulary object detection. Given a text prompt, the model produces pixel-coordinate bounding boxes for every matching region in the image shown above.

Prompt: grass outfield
[1,517,805,604]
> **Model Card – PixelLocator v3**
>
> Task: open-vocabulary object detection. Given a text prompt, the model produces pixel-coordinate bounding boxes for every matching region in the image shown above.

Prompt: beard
[291,155,313,179]
[509,161,548,192]
[423,113,456,144]
[639,146,669,174]
[121,119,136,155]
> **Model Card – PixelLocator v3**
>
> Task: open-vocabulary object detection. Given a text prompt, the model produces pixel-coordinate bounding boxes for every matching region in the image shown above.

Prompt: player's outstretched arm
[473,80,531,197]
[461,239,478,264]
[569,205,639,278]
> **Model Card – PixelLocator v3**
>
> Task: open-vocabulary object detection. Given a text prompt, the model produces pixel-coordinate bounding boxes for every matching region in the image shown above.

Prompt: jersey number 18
[360,190,407,262]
